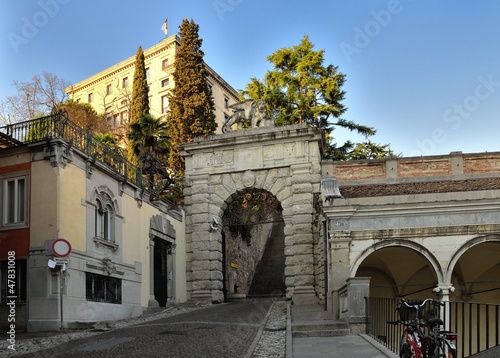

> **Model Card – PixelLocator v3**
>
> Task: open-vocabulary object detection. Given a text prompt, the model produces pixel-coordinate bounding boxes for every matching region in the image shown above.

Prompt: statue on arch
[221,99,273,133]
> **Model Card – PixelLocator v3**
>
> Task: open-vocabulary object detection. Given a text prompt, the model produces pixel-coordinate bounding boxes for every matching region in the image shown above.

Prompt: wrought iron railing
[367,297,500,358]
[0,112,151,192]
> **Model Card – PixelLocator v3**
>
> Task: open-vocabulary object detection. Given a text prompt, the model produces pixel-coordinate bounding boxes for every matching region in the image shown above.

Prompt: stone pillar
[346,277,371,334]
[329,229,352,290]
[288,163,319,305]
[148,238,159,307]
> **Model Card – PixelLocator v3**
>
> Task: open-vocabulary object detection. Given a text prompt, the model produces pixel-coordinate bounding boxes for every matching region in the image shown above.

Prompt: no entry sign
[51,238,72,257]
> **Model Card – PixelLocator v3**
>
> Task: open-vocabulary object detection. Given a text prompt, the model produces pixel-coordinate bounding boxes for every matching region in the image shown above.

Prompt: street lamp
[321,174,342,203]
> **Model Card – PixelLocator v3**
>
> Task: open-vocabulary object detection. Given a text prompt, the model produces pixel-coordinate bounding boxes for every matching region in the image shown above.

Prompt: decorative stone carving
[222,99,273,133]
[242,170,255,188]
[102,257,117,275]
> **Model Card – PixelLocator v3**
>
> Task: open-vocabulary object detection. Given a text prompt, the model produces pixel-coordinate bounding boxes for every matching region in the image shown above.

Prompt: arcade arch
[449,236,500,303]
[353,242,441,299]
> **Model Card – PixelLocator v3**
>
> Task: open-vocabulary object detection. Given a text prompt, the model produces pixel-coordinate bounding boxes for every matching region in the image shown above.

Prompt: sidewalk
[289,304,397,358]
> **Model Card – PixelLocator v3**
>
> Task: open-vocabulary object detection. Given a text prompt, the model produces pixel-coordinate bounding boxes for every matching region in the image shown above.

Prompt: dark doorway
[223,189,285,299]
[248,220,286,297]
[154,239,168,306]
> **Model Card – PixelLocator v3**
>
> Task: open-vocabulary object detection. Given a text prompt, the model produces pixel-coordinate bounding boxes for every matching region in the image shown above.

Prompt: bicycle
[387,298,457,358]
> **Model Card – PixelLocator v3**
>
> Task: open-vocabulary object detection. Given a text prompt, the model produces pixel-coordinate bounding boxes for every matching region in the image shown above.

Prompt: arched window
[94,193,115,242]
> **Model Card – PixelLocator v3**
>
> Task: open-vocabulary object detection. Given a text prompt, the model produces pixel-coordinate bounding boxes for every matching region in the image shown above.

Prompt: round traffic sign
[51,238,72,257]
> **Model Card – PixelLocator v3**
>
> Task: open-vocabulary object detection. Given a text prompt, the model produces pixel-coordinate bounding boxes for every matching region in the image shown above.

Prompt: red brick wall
[398,158,451,177]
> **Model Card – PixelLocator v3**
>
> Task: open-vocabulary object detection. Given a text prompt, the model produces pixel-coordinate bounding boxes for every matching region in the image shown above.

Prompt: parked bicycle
[387,298,457,358]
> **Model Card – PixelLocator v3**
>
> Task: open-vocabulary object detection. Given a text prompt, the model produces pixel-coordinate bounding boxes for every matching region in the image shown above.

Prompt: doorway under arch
[222,189,286,300]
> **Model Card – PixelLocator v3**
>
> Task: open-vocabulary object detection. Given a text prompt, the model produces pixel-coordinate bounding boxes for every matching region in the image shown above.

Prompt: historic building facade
[0,114,186,332]
[65,34,238,136]
[322,152,500,308]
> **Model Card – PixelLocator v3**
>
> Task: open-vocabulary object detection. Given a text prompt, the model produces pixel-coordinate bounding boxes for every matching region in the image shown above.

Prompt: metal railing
[0,112,150,192]
[367,297,500,358]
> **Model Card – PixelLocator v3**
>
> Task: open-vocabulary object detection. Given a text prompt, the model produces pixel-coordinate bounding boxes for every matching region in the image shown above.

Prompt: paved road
[15,300,273,358]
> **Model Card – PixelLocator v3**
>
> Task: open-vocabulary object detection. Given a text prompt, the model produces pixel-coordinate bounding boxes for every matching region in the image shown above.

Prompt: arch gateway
[182,124,324,304]
[182,123,500,315]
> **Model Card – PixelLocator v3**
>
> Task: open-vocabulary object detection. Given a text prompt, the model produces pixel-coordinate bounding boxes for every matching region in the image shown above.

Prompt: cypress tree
[130,46,149,123]
[167,19,216,175]
[128,46,150,163]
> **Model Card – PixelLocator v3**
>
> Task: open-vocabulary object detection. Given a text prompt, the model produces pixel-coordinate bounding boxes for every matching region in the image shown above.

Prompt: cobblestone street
[7,299,284,358]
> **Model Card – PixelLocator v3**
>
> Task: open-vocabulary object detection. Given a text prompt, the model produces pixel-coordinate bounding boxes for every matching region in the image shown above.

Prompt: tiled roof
[340,178,500,198]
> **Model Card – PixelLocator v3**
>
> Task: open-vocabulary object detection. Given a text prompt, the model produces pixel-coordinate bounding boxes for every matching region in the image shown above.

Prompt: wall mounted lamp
[320,175,342,202]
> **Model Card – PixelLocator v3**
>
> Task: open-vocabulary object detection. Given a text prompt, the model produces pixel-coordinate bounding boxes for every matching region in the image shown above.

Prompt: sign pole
[60,271,64,330]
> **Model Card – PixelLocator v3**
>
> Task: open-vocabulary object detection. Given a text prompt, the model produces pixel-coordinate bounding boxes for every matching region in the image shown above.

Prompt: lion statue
[221,99,272,133]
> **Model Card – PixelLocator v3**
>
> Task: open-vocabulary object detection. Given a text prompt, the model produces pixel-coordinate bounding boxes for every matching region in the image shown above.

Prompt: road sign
[53,257,69,265]
[51,238,72,257]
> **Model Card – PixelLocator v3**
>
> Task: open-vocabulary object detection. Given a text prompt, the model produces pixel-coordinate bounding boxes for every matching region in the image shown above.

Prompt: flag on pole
[161,18,168,36]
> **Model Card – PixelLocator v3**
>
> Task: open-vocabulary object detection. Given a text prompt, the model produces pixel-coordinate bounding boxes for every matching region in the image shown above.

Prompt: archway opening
[355,246,438,299]
[452,241,500,304]
[222,189,285,299]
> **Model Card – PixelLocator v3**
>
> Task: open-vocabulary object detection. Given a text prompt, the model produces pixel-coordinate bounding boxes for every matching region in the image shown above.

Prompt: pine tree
[128,46,150,163]
[167,19,216,174]
[242,36,394,160]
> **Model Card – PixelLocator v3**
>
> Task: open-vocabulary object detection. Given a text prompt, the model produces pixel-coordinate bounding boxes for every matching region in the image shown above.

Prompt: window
[2,174,28,227]
[161,78,169,87]
[0,260,26,304]
[161,95,169,114]
[120,111,128,125]
[95,196,114,242]
[88,93,93,103]
[146,67,150,78]
[86,272,121,304]
[106,84,112,95]
[162,58,169,70]
[208,83,213,93]
[224,97,229,109]
[122,77,128,88]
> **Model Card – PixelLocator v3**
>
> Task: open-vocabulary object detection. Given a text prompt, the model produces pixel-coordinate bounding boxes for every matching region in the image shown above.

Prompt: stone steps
[292,320,350,338]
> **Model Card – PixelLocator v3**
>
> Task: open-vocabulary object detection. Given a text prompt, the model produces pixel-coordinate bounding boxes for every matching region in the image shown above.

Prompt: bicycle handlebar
[399,298,443,309]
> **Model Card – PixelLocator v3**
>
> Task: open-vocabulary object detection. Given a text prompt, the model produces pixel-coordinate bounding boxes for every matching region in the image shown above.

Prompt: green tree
[242,36,392,160]
[56,100,107,132]
[130,46,150,123]
[128,46,150,163]
[128,113,176,200]
[167,19,216,174]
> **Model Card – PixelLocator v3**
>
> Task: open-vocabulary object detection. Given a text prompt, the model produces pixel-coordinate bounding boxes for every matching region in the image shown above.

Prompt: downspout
[323,217,328,311]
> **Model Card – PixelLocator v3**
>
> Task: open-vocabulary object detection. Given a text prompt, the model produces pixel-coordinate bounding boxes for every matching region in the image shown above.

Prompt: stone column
[148,238,159,307]
[188,174,224,303]
[329,229,352,290]
[288,163,319,305]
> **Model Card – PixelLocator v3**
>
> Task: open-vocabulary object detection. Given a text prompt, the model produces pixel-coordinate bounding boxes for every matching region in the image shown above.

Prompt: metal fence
[0,112,149,190]
[367,297,500,358]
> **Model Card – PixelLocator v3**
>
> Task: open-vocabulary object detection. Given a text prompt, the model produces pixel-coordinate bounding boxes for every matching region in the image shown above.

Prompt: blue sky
[1,0,500,157]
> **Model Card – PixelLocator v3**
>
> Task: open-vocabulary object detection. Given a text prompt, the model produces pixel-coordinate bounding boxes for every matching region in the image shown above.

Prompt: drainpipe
[323,217,328,311]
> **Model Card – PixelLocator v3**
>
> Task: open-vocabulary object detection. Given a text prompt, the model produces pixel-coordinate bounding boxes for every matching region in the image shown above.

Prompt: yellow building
[65,34,238,136]
[0,112,186,332]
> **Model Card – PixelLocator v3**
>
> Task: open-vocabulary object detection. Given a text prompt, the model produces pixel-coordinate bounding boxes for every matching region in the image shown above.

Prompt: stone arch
[182,124,324,304]
[351,239,444,282]
[91,185,120,214]
[445,234,500,282]
[445,234,500,302]
[351,239,444,298]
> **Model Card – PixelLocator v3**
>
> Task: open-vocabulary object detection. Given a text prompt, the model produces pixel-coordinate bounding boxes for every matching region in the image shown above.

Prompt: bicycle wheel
[400,342,412,358]
[432,340,457,358]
